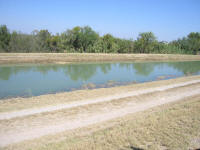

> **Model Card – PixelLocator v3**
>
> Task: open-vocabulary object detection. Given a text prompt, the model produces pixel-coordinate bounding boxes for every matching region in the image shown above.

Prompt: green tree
[0,25,10,52]
[0,24,200,54]
[61,26,82,52]
[115,38,134,53]
[61,26,99,53]
[102,34,118,53]
[36,30,51,51]
[70,26,82,51]
[60,31,71,51]
[187,32,200,54]
[89,38,106,53]
[47,35,62,52]
[134,32,157,53]
[9,32,33,52]
[79,26,99,52]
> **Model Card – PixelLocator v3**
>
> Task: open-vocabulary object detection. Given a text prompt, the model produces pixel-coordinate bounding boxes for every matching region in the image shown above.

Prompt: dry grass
[0,53,200,64]
[3,94,200,150]
[1,82,199,132]
[0,75,200,113]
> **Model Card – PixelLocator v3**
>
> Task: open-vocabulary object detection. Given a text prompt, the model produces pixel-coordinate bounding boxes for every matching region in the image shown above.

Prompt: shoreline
[0,76,200,147]
[0,75,200,113]
[0,53,200,64]
[0,75,200,149]
[1,79,200,120]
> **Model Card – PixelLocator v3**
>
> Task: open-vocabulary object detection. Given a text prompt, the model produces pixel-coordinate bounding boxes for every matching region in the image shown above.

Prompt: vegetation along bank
[0,25,200,54]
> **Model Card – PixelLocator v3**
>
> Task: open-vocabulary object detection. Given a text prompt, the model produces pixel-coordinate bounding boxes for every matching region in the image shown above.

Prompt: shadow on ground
[130,146,144,150]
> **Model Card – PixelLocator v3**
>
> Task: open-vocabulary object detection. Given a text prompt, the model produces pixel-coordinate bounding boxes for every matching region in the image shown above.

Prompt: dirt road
[0,79,200,120]
[0,77,200,147]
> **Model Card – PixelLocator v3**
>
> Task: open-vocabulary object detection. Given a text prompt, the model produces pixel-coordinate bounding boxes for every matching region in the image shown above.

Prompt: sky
[0,0,200,41]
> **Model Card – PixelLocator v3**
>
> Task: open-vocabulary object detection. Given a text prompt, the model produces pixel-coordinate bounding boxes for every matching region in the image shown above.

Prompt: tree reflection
[65,63,112,81]
[119,63,133,70]
[0,67,12,80]
[98,63,112,74]
[35,65,60,75]
[65,64,97,81]
[133,62,155,76]
[0,64,110,81]
[0,66,33,80]
[168,61,200,75]
[1,61,200,81]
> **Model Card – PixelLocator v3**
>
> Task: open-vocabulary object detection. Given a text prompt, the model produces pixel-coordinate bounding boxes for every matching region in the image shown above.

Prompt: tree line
[0,25,200,54]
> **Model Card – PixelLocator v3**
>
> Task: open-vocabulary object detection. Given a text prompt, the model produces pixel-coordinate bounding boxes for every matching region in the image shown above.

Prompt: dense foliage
[0,25,200,54]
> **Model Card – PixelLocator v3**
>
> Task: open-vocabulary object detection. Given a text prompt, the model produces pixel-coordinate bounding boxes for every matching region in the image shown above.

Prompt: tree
[89,38,106,53]
[70,26,82,51]
[60,31,70,51]
[79,26,99,52]
[170,32,200,54]
[115,38,134,53]
[61,26,99,53]
[187,32,200,54]
[47,35,62,52]
[9,31,33,52]
[0,24,199,54]
[134,32,157,53]
[102,34,117,53]
[36,30,51,51]
[0,25,10,52]
[61,26,82,52]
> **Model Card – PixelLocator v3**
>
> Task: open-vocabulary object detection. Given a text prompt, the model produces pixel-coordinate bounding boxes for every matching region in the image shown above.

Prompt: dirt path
[0,82,200,147]
[1,79,200,120]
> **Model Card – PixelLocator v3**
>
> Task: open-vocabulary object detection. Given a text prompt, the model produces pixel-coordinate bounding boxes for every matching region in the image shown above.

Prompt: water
[0,61,200,99]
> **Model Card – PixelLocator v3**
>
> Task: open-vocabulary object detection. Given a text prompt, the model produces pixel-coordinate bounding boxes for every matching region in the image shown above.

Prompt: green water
[0,61,200,99]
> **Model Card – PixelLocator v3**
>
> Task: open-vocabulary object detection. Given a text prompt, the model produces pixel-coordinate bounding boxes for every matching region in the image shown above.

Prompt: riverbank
[1,75,200,113]
[0,75,200,149]
[0,53,200,64]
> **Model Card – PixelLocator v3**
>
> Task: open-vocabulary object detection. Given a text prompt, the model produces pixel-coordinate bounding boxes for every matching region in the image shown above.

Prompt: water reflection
[65,64,97,81]
[0,61,200,81]
[133,63,155,76]
[0,61,200,99]
[168,62,200,75]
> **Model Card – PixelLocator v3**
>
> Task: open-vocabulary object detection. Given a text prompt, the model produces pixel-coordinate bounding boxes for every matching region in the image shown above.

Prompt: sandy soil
[0,79,200,147]
[1,75,200,113]
[1,53,200,64]
[0,79,200,120]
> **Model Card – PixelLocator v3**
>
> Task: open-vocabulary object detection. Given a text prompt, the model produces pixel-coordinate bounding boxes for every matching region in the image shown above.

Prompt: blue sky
[0,0,199,41]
